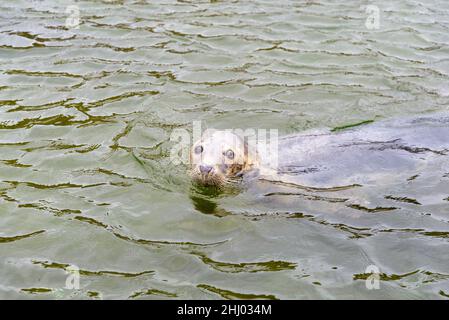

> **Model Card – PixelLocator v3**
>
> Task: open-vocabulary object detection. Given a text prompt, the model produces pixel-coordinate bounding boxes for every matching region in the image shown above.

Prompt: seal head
[190,130,257,187]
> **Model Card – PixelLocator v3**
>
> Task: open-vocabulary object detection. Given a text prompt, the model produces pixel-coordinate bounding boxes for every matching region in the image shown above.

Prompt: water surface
[0,0,449,299]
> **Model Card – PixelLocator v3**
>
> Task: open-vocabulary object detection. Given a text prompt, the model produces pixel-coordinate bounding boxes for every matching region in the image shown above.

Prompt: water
[0,0,448,299]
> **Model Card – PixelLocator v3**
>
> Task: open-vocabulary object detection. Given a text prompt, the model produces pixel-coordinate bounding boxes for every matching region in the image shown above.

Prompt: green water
[0,0,448,299]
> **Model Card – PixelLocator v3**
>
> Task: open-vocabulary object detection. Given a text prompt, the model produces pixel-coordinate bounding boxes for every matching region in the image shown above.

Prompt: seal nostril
[199,165,213,174]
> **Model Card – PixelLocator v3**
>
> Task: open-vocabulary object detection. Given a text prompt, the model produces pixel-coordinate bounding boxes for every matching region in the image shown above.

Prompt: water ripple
[1,0,449,299]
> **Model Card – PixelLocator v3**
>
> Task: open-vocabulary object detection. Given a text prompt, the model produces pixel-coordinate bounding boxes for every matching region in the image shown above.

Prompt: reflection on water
[0,0,449,299]
[189,184,240,217]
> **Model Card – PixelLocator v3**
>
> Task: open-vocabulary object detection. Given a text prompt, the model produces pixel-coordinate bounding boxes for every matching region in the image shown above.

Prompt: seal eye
[194,145,203,154]
[224,149,234,160]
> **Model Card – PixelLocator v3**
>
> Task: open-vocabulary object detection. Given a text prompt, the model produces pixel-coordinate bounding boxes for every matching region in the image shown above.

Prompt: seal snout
[199,164,213,174]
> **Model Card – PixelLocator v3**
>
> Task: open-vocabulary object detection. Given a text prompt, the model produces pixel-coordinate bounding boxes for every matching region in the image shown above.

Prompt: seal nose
[199,165,213,174]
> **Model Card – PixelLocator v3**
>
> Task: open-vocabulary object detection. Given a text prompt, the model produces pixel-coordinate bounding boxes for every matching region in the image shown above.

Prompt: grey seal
[190,113,449,190]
